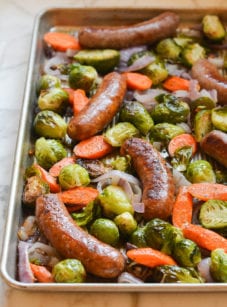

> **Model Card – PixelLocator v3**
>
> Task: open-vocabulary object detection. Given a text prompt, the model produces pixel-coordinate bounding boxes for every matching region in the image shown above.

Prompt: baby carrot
[172,186,193,228]
[49,156,76,177]
[43,32,81,52]
[73,135,113,159]
[187,183,227,201]
[163,76,190,92]
[30,263,54,283]
[72,89,89,115]
[58,186,99,206]
[34,164,61,193]
[183,223,227,252]
[168,133,197,157]
[127,247,177,268]
[123,72,152,91]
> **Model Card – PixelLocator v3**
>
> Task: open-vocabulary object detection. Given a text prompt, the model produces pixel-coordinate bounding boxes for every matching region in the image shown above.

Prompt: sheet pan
[1,6,227,292]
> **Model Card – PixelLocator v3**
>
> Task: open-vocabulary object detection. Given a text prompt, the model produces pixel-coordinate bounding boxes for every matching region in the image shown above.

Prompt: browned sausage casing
[200,130,227,168]
[36,194,125,278]
[191,59,227,105]
[78,12,180,49]
[67,72,126,141]
[121,138,175,220]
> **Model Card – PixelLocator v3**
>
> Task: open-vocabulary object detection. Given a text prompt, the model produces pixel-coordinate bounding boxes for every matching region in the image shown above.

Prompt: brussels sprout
[186,160,216,183]
[90,218,120,246]
[211,106,227,132]
[150,123,185,143]
[202,15,226,42]
[127,50,155,67]
[173,37,193,48]
[129,226,148,247]
[37,74,61,94]
[114,212,137,236]
[144,218,183,255]
[194,109,213,142]
[22,176,49,206]
[33,110,67,139]
[153,265,204,283]
[172,238,201,267]
[141,60,168,85]
[74,49,120,74]
[104,122,139,147]
[101,153,131,172]
[156,38,182,60]
[215,167,227,184]
[190,96,216,114]
[171,146,193,172]
[35,137,67,170]
[119,101,154,135]
[71,202,101,227]
[53,259,86,283]
[98,185,134,217]
[199,200,227,229]
[68,63,97,93]
[150,95,190,124]
[210,248,227,282]
[59,164,90,190]
[181,43,206,67]
[38,88,69,113]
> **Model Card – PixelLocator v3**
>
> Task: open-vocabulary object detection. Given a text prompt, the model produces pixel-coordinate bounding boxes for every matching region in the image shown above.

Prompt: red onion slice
[18,241,34,283]
[134,89,167,111]
[197,258,215,283]
[92,170,141,186]
[120,54,155,72]
[43,52,70,77]
[117,271,144,283]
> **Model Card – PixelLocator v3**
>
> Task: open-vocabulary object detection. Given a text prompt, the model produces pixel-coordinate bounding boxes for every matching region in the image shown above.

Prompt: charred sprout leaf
[194,109,213,142]
[35,137,67,170]
[119,101,154,135]
[202,15,226,42]
[181,43,206,67]
[150,123,185,144]
[98,185,134,217]
[53,259,86,283]
[104,122,139,147]
[172,238,201,267]
[156,38,182,61]
[211,106,227,132]
[74,49,120,74]
[59,164,90,190]
[199,200,227,229]
[171,146,193,172]
[68,63,98,93]
[76,158,108,178]
[190,96,216,114]
[38,88,69,113]
[114,212,137,237]
[186,160,216,183]
[22,176,49,206]
[71,201,101,227]
[36,74,61,95]
[153,265,204,283]
[210,248,227,282]
[144,218,183,255]
[90,218,120,246]
[129,226,148,247]
[33,110,67,139]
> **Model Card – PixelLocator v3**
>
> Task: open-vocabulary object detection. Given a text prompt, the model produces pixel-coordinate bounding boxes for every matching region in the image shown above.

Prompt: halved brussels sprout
[129,226,148,247]
[101,153,131,172]
[194,109,213,142]
[181,43,206,67]
[199,199,227,229]
[38,88,69,113]
[33,110,67,139]
[104,122,139,147]
[59,164,90,190]
[172,238,201,267]
[202,15,226,42]
[90,218,119,246]
[114,212,137,237]
[141,60,168,85]
[150,123,185,143]
[210,248,227,282]
[211,106,227,132]
[156,38,182,60]
[35,137,67,170]
[71,202,101,227]
[53,259,86,283]
[186,160,216,183]
[36,74,61,95]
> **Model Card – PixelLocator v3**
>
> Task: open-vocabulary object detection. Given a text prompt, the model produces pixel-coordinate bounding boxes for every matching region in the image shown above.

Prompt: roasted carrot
[163,76,190,92]
[123,72,152,91]
[73,135,113,159]
[127,247,177,268]
[30,263,54,283]
[72,89,89,115]
[58,186,99,206]
[34,164,61,193]
[172,186,193,228]
[183,223,227,252]
[168,133,197,157]
[187,183,227,201]
[43,32,81,52]
[49,156,76,177]
[63,88,75,104]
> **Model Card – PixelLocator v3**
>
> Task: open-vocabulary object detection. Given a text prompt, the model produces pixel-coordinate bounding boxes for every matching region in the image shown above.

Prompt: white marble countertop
[1,0,227,306]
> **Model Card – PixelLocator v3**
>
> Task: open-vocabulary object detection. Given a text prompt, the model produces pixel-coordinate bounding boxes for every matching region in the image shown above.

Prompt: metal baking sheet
[1,6,227,292]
